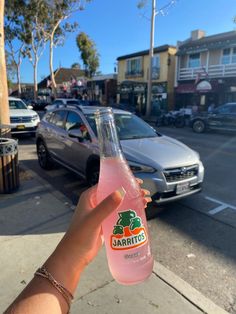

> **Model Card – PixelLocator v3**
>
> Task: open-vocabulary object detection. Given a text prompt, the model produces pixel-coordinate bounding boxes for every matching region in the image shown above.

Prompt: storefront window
[188,53,200,68]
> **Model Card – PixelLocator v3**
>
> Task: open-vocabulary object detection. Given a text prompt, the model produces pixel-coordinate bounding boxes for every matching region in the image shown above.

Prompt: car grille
[163,164,199,182]
[10,116,32,123]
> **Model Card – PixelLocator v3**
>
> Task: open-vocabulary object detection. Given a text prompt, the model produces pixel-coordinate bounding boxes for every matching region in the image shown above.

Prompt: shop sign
[196,80,212,92]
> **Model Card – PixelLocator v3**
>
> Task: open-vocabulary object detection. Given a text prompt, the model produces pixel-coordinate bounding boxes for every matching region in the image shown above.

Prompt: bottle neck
[95,108,123,159]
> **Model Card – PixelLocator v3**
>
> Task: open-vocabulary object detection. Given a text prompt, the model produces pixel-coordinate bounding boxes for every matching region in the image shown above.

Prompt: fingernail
[117,186,126,198]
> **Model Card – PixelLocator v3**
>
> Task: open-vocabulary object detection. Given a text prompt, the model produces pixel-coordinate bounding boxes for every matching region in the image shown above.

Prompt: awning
[175,83,196,94]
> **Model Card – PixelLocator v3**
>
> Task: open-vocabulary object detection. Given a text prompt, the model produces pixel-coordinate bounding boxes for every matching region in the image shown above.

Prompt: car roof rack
[54,103,83,111]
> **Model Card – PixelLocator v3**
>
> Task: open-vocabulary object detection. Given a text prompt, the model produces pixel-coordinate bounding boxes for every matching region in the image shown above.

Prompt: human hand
[63,180,151,268]
[45,181,151,290]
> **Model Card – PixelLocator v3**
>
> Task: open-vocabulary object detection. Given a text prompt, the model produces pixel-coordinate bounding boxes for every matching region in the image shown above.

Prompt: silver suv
[36,105,204,207]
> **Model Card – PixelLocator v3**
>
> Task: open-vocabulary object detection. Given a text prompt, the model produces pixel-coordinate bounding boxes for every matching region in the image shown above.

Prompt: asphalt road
[16,126,236,313]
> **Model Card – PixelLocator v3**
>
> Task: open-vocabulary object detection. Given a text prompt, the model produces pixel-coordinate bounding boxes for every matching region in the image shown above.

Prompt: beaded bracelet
[35,266,74,310]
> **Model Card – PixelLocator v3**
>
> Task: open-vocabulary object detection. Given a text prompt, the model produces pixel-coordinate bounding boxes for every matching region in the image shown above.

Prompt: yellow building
[117,45,176,114]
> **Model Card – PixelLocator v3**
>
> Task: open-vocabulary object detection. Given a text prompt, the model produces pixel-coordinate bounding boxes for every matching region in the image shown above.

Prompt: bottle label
[110,209,147,250]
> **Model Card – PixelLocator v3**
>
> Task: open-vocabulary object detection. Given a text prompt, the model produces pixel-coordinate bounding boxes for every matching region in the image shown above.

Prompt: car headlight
[127,160,156,173]
[31,114,39,121]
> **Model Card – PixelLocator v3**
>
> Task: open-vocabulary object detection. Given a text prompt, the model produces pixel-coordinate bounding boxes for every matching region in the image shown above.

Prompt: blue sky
[16,0,236,83]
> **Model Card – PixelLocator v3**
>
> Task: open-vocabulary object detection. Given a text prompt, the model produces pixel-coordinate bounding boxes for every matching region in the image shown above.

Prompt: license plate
[176,182,190,194]
[17,125,25,130]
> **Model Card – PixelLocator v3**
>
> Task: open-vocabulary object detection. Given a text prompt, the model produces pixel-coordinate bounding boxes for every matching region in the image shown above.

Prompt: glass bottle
[95,108,153,285]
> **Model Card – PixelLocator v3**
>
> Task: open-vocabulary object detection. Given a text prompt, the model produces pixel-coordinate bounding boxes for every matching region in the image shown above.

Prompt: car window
[43,112,53,122]
[65,111,84,131]
[229,105,236,113]
[50,110,67,128]
[9,100,27,110]
[85,113,158,140]
[218,105,231,114]
[66,111,90,140]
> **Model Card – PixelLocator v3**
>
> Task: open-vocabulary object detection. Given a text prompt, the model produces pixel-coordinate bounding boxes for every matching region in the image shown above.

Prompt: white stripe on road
[208,204,228,215]
[205,196,236,215]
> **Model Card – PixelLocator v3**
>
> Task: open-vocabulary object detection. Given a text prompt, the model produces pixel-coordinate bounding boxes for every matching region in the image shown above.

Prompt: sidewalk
[0,167,228,314]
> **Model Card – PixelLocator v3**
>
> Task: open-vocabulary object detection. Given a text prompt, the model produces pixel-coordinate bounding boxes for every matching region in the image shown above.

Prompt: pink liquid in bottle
[95,108,153,285]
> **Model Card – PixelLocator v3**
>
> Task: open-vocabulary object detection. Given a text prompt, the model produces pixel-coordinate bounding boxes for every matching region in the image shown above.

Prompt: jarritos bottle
[95,108,153,285]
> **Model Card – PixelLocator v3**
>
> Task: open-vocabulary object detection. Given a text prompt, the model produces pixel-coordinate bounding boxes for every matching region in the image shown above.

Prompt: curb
[20,161,228,314]
[153,262,229,314]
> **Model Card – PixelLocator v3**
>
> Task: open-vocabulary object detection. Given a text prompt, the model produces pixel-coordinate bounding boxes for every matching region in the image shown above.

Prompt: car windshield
[85,113,158,140]
[9,100,28,110]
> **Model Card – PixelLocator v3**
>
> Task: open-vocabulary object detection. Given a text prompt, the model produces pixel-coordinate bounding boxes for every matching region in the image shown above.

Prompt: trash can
[0,138,19,193]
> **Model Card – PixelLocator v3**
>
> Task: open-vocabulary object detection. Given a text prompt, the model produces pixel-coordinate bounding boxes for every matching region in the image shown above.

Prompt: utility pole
[146,0,156,117]
[0,0,10,136]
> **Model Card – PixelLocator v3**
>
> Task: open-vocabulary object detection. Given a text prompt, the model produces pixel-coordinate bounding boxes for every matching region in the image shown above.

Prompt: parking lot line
[205,196,236,215]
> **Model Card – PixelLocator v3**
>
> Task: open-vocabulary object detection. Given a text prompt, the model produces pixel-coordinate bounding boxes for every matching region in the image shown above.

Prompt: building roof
[117,45,176,61]
[38,67,85,88]
[177,30,236,55]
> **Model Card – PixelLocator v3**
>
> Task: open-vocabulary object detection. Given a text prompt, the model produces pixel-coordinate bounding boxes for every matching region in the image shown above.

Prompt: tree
[4,0,28,96]
[6,51,16,84]
[76,32,99,100]
[4,0,48,100]
[41,0,91,96]
[76,32,99,78]
[71,62,81,69]
[0,0,10,135]
[24,0,48,100]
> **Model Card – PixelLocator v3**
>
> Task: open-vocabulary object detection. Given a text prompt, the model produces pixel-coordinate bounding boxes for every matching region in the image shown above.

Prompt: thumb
[88,187,126,226]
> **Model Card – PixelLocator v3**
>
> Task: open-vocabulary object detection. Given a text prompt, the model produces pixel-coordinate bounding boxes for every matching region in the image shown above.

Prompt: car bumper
[135,161,204,204]
[11,126,38,134]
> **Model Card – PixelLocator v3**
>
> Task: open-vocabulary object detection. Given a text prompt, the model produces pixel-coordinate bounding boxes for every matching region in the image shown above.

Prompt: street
[16,126,236,313]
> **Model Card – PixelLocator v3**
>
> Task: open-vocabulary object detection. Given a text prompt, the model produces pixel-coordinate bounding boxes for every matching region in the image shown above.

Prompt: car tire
[37,141,53,170]
[192,119,206,133]
[87,163,100,186]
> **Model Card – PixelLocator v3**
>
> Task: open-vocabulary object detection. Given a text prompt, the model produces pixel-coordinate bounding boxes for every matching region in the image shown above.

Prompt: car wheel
[87,164,100,186]
[192,119,206,133]
[37,141,53,170]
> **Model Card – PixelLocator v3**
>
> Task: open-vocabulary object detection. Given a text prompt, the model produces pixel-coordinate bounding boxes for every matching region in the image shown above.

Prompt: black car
[191,103,236,133]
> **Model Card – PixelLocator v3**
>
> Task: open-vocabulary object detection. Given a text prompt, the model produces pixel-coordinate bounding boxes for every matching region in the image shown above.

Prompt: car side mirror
[27,105,33,110]
[68,129,83,140]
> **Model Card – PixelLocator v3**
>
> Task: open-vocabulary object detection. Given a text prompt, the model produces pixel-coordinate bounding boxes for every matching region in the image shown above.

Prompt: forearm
[5,234,86,314]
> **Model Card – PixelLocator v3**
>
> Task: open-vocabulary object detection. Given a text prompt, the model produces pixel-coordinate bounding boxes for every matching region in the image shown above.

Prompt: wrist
[44,234,87,294]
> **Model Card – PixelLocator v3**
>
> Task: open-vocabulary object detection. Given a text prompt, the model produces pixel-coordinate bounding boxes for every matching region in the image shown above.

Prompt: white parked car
[9,97,40,136]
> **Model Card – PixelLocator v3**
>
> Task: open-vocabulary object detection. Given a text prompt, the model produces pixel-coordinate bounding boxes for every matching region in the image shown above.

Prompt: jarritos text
[110,210,147,250]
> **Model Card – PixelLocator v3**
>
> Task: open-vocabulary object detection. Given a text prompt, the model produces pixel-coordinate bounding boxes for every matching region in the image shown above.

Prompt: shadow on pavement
[152,201,236,265]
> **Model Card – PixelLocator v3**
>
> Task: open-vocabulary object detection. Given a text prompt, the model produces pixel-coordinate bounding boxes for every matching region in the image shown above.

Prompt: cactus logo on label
[110,210,147,250]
